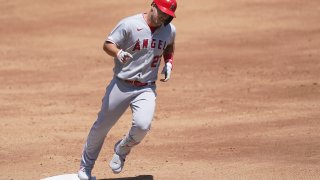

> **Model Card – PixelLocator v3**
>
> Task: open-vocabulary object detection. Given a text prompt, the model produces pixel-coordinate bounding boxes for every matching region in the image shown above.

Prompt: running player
[78,1,177,179]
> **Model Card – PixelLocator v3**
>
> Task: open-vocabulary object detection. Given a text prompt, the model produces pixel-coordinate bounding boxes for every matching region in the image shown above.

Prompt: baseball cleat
[78,166,92,180]
[109,153,126,174]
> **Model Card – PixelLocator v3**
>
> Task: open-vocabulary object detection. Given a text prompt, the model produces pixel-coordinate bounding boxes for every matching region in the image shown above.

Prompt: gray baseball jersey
[107,13,176,83]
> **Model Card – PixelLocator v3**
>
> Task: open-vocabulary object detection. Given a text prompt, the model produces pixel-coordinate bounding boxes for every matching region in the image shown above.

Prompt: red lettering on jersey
[132,39,167,51]
[163,41,167,50]
[132,40,141,51]
[151,39,156,48]
[143,39,148,49]
[158,40,163,49]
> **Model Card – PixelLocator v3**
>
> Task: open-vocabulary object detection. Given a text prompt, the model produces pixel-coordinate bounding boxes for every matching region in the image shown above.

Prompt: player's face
[151,5,170,26]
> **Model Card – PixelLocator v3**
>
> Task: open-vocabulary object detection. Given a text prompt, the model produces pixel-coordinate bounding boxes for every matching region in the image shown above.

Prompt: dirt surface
[1,0,320,179]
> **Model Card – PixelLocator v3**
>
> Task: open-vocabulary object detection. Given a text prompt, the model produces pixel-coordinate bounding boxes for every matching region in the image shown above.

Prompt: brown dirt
[1,0,320,179]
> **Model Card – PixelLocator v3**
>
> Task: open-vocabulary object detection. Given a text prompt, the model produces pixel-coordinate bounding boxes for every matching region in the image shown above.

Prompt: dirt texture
[1,0,320,180]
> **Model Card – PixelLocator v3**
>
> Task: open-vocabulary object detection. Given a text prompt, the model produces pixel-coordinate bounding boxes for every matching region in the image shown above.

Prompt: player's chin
[154,18,164,26]
[156,21,165,26]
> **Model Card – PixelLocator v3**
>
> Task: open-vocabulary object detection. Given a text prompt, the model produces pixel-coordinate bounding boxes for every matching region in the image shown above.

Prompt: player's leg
[109,89,156,173]
[79,79,132,179]
[124,89,157,151]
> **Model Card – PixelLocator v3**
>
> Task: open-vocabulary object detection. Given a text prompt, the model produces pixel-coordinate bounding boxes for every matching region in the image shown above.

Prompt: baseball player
[77,0,177,179]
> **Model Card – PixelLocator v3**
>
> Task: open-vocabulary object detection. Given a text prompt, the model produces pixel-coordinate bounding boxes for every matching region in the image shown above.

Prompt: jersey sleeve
[168,24,176,45]
[106,20,129,48]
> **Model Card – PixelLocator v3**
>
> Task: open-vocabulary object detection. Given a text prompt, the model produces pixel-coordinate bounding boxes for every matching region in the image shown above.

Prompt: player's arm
[103,41,132,63]
[163,42,174,65]
[161,42,175,82]
[103,41,120,58]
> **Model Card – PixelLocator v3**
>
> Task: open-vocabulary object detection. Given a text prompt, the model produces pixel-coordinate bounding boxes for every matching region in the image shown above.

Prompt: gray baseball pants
[80,77,156,170]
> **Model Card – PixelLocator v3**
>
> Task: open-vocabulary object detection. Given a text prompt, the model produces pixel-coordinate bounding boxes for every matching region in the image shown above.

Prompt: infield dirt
[1,0,320,179]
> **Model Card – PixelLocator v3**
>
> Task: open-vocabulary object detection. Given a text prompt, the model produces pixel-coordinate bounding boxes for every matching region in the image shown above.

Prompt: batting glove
[161,62,172,82]
[117,49,133,64]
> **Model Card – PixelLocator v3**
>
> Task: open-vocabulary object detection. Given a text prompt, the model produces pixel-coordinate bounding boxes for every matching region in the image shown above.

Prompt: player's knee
[133,115,153,131]
[134,122,151,132]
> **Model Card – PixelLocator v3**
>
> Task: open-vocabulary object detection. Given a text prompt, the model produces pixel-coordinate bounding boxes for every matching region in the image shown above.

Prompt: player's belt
[124,80,155,87]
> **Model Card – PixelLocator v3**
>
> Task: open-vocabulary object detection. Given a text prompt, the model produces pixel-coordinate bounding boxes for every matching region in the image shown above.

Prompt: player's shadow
[98,175,153,180]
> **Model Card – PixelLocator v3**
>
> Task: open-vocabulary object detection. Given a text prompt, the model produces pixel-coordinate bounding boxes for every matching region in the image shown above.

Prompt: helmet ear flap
[164,16,173,26]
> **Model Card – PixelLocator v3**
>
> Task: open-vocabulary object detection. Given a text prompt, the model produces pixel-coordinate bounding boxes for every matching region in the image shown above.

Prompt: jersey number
[151,55,161,68]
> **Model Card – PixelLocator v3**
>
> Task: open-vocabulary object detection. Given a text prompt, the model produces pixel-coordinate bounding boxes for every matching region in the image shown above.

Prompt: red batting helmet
[153,0,177,18]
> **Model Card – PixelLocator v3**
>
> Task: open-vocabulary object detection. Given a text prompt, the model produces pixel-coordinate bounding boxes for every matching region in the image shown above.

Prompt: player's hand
[160,62,172,82]
[117,49,133,64]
